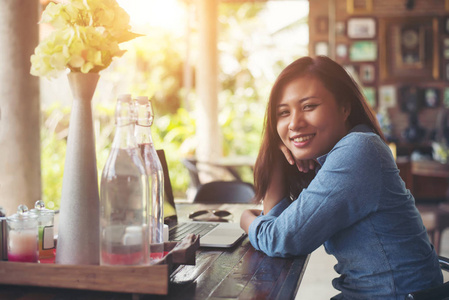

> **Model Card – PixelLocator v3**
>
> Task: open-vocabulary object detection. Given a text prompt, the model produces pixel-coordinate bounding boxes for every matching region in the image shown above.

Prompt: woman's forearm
[241,155,287,233]
[240,209,261,233]
[262,162,286,214]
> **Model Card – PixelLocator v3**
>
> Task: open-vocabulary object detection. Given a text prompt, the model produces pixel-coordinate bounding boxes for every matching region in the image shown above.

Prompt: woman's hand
[279,144,316,173]
[240,209,262,233]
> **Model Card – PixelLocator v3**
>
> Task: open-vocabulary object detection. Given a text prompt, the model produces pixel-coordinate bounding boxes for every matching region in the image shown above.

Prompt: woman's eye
[278,110,289,117]
[303,104,317,111]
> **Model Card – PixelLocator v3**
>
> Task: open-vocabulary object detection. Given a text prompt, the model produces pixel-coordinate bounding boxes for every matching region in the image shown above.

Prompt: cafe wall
[309,0,449,153]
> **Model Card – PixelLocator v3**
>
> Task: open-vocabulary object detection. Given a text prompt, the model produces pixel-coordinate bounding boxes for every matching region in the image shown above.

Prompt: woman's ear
[342,102,351,121]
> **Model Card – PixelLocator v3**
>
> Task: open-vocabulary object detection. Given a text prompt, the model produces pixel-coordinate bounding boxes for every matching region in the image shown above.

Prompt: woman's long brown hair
[253,56,385,203]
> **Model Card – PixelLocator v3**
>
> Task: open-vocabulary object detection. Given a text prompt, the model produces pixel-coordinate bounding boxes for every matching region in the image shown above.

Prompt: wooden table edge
[276,254,310,300]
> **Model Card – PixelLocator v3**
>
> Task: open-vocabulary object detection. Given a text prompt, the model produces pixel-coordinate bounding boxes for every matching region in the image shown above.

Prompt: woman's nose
[288,111,306,131]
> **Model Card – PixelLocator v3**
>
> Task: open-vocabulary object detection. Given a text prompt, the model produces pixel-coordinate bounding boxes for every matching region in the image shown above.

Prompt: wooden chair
[416,203,449,254]
[156,149,178,227]
[193,180,255,204]
[181,158,202,190]
[181,158,228,189]
[396,158,449,254]
[406,256,449,300]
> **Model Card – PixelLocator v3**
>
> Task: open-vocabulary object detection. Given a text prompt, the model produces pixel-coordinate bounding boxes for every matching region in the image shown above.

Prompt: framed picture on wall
[315,42,329,56]
[347,0,373,14]
[347,18,376,39]
[397,25,425,68]
[422,88,440,108]
[444,88,449,108]
[362,87,376,109]
[336,21,346,36]
[399,86,421,113]
[349,41,377,62]
[336,44,348,60]
[379,17,439,81]
[378,85,397,109]
[444,38,449,59]
[360,64,375,84]
[316,16,329,35]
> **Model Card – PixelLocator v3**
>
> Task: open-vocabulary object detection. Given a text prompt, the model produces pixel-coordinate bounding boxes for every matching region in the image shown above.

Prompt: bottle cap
[136,96,149,105]
[117,94,132,103]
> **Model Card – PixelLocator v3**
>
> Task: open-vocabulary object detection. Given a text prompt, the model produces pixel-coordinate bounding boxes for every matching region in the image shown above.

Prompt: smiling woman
[240,56,444,300]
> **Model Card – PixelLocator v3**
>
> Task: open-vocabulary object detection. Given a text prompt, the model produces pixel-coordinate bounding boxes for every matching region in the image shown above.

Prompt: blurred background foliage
[40,1,308,209]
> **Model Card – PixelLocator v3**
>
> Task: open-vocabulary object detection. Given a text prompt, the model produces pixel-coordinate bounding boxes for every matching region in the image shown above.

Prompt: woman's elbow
[257,237,311,258]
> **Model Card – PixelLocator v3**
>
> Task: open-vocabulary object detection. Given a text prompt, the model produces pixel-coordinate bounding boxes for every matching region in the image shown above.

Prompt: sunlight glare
[264,0,308,34]
[117,0,185,33]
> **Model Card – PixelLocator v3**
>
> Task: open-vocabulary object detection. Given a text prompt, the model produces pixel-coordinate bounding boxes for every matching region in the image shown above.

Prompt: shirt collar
[315,124,374,167]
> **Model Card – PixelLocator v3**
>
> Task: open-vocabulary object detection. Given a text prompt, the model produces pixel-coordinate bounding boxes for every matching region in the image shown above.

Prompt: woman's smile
[291,133,315,146]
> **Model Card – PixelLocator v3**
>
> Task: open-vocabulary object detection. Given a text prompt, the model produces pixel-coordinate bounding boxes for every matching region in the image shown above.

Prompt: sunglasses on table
[188,209,233,222]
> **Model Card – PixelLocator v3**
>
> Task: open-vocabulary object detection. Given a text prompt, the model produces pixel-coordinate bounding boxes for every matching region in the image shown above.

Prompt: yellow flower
[30,0,141,79]
[30,29,72,77]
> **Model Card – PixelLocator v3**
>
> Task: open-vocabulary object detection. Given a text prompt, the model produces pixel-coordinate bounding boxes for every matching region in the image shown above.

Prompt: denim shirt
[248,125,443,299]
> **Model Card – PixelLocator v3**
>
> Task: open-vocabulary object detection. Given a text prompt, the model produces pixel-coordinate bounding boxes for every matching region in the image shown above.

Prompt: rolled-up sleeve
[248,197,291,251]
[247,133,383,258]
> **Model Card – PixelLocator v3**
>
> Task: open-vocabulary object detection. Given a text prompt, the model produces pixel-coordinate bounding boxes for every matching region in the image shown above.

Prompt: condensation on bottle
[99,94,150,266]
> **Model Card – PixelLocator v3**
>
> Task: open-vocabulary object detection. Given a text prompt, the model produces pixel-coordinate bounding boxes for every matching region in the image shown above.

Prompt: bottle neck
[134,100,154,146]
[112,122,138,149]
[135,124,154,145]
[113,98,139,149]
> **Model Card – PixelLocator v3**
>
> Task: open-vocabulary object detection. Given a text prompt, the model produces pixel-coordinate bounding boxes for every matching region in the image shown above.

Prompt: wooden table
[0,203,309,300]
[396,158,449,201]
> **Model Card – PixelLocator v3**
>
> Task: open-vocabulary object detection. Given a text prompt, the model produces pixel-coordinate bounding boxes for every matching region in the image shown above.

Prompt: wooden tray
[0,235,199,295]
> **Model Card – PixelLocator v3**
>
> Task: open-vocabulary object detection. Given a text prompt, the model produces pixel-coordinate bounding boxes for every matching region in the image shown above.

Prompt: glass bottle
[100,94,150,266]
[134,96,164,262]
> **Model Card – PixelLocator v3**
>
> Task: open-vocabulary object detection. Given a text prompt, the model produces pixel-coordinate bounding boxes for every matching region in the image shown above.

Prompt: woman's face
[276,76,350,162]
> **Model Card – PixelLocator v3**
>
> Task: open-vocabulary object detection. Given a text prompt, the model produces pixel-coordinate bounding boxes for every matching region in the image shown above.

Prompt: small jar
[6,205,39,262]
[31,200,55,260]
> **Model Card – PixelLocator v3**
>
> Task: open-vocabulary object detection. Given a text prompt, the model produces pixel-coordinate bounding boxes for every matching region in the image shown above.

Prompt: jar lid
[30,200,54,217]
[7,205,38,223]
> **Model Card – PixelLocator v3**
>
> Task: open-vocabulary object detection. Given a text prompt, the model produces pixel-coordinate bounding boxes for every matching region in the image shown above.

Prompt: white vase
[55,72,100,265]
